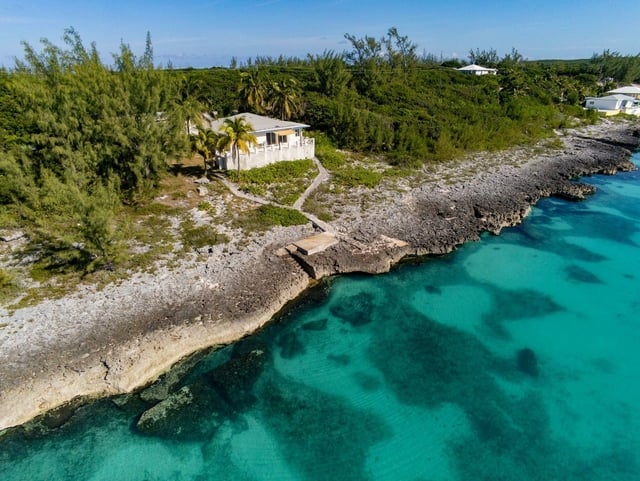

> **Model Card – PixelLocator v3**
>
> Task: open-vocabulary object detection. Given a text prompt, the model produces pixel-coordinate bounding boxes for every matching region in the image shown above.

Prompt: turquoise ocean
[1,152,639,481]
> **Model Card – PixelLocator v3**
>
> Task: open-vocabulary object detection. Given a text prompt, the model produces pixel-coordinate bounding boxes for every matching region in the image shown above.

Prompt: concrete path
[211,173,270,206]
[211,157,336,234]
[292,157,329,210]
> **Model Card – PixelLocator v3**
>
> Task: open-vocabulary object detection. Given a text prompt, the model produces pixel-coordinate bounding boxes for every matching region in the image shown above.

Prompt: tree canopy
[0,29,187,270]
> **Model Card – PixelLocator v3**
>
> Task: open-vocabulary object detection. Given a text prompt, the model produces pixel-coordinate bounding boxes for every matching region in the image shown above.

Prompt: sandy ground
[0,120,638,431]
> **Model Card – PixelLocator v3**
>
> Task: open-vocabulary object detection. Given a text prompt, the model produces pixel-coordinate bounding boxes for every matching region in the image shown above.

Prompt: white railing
[248,137,315,154]
[219,137,315,170]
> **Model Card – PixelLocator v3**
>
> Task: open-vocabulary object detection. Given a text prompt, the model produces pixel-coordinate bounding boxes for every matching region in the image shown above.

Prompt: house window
[278,135,288,144]
[295,129,300,137]
[266,132,276,145]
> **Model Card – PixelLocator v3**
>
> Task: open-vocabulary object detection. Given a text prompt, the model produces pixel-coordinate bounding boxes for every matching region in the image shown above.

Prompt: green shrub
[334,167,382,188]
[227,159,316,205]
[311,132,346,170]
[180,219,229,250]
[0,268,14,289]
[228,159,314,185]
[256,205,308,226]
[302,195,335,222]
[234,204,308,232]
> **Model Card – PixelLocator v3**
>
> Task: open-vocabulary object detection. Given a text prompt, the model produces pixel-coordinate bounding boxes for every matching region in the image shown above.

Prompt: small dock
[290,232,339,255]
[282,231,411,279]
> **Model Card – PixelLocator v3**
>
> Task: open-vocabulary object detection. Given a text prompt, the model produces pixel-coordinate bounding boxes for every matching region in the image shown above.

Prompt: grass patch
[233,204,308,232]
[226,159,317,205]
[0,268,20,304]
[180,218,229,250]
[257,205,308,227]
[312,132,347,171]
[302,192,335,222]
[333,167,383,188]
[313,132,387,188]
[0,268,15,288]
[228,159,315,184]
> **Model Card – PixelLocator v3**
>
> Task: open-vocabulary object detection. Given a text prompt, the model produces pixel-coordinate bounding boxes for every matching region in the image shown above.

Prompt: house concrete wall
[586,96,636,111]
[584,95,640,116]
[219,137,315,171]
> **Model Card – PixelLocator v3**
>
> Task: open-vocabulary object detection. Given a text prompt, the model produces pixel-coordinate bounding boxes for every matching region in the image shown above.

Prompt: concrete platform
[292,232,338,255]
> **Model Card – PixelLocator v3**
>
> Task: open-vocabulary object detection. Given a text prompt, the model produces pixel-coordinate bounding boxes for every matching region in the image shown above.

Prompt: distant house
[205,113,315,171]
[456,64,498,76]
[584,94,640,116]
[606,85,640,100]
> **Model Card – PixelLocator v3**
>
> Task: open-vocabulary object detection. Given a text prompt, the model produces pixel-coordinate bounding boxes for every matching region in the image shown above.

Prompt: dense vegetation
[0,30,188,273]
[1,27,639,285]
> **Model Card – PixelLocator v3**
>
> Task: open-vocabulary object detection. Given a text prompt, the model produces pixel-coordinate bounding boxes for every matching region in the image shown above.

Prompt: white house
[606,85,640,99]
[206,113,315,171]
[584,94,640,116]
[456,64,498,75]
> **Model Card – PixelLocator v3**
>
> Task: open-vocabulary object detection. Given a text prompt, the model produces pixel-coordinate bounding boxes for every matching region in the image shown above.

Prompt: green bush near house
[257,205,308,227]
[227,159,317,205]
[333,167,383,188]
[233,204,308,232]
[311,132,347,171]
[228,158,315,184]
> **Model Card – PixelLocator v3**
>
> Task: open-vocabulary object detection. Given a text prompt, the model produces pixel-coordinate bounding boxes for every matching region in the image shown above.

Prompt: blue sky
[1,0,639,68]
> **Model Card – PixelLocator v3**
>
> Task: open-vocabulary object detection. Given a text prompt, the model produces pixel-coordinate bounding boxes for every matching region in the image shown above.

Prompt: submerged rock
[565,264,603,284]
[205,348,267,409]
[482,287,563,340]
[330,291,375,327]
[517,348,539,377]
[424,285,442,295]
[276,331,305,359]
[135,382,230,440]
[258,375,391,481]
[327,353,350,366]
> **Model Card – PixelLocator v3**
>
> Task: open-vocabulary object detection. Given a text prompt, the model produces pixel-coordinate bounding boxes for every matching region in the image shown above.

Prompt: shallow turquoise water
[2,152,640,481]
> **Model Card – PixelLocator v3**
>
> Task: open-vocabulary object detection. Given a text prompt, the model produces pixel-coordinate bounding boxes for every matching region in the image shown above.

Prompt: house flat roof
[457,64,497,72]
[207,112,310,134]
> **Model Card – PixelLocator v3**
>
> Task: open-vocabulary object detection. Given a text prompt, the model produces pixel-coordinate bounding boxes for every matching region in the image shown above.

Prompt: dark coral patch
[517,348,539,377]
[565,264,603,284]
[329,291,375,327]
[258,376,390,481]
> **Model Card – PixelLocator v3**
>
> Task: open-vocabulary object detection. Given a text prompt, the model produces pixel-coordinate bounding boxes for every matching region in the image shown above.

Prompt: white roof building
[606,86,640,99]
[456,64,498,75]
[205,113,315,171]
[585,94,640,116]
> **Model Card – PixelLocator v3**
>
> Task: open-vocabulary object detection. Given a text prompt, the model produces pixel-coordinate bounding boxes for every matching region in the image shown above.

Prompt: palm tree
[238,70,267,114]
[268,78,302,120]
[178,75,204,135]
[218,117,257,178]
[190,128,221,174]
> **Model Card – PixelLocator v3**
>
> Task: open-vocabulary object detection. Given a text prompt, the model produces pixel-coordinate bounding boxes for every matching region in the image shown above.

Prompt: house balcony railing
[247,137,315,154]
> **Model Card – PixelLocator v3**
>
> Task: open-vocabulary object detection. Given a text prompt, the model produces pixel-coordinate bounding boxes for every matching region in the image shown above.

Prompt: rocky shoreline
[1,121,638,432]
